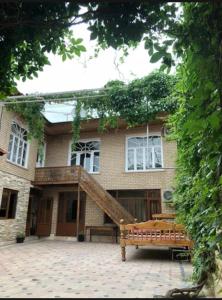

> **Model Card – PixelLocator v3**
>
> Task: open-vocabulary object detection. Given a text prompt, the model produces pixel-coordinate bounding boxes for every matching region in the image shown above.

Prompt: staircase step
[79,167,135,225]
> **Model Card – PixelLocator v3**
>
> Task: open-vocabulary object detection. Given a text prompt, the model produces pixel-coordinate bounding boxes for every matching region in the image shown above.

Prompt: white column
[49,191,59,238]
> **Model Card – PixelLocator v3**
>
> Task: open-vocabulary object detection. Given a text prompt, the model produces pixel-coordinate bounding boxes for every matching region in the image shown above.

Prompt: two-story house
[0,101,176,245]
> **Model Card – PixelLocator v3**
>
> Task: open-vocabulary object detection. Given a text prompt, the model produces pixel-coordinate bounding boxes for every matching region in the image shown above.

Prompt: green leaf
[164,40,174,46]
[208,111,221,129]
[74,49,81,57]
[90,32,97,40]
[78,45,87,52]
[148,47,153,56]
[62,54,66,61]
[159,64,168,71]
[150,52,163,63]
[153,43,163,52]
[75,38,83,44]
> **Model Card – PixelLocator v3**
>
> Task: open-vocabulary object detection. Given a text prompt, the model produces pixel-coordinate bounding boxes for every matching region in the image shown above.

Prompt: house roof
[44,112,168,136]
[3,90,169,134]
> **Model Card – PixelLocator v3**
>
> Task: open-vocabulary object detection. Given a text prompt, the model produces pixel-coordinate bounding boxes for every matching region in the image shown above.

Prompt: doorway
[36,197,53,236]
[56,191,85,236]
[106,189,161,222]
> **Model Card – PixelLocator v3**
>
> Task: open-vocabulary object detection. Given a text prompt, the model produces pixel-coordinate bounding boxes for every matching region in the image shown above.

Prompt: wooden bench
[120,219,193,261]
[85,225,118,243]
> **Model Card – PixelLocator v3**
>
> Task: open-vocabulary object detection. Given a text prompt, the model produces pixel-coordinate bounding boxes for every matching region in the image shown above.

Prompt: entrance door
[56,192,85,236]
[36,197,53,236]
[147,189,161,220]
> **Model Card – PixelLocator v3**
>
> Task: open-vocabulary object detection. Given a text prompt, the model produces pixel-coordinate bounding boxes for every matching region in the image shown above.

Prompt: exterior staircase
[34,165,135,225]
[78,166,135,225]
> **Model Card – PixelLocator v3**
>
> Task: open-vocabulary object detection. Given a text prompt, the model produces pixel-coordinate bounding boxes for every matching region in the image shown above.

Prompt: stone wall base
[0,170,31,244]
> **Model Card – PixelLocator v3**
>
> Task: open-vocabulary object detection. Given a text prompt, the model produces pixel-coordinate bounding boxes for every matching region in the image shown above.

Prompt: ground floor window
[105,189,161,223]
[0,188,18,219]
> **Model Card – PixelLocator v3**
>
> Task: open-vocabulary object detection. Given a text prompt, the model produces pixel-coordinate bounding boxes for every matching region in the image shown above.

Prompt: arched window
[7,122,28,167]
[70,140,100,173]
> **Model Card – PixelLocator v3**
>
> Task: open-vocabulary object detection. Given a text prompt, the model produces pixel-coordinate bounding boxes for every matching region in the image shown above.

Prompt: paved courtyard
[0,240,193,298]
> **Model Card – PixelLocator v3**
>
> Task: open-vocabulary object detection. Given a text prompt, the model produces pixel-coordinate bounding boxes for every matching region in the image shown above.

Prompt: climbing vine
[167,3,222,283]
[3,71,176,151]
[6,101,45,142]
[71,71,177,147]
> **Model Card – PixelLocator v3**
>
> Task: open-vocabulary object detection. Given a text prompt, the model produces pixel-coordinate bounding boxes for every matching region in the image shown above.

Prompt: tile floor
[0,240,193,298]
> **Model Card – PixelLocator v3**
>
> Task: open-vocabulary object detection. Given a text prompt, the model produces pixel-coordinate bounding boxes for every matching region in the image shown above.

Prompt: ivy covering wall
[4,71,176,147]
[71,71,176,147]
[167,3,222,283]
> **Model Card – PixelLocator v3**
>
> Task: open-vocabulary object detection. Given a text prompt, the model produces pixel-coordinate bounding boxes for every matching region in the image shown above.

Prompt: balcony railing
[34,166,81,185]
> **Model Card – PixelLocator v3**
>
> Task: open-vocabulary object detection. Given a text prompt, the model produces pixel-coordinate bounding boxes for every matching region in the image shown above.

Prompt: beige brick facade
[0,108,177,243]
[45,124,176,191]
[0,108,38,244]
[85,196,104,227]
[40,122,177,241]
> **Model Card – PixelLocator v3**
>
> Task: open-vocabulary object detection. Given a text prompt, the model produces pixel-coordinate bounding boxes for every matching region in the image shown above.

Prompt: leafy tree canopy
[0,1,177,95]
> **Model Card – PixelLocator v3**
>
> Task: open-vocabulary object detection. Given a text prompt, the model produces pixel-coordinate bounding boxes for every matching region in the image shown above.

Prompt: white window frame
[36,142,46,168]
[7,121,29,169]
[68,138,101,174]
[125,133,164,172]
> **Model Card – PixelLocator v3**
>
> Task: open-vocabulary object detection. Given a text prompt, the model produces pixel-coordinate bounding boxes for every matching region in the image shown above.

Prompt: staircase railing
[78,166,135,225]
[34,165,135,225]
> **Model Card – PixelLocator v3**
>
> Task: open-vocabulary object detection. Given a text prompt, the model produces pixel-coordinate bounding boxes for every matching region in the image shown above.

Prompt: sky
[16,24,161,122]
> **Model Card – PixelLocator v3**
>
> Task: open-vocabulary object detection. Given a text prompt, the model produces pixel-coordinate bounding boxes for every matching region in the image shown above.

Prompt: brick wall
[0,107,39,244]
[45,124,177,191]
[45,123,177,215]
[85,196,104,227]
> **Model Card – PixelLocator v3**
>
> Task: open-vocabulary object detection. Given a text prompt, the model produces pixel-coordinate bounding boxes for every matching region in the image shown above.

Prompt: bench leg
[135,245,139,249]
[121,246,126,262]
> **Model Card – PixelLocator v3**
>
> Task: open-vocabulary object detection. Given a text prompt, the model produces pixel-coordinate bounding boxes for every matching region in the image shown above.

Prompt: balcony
[33,166,81,185]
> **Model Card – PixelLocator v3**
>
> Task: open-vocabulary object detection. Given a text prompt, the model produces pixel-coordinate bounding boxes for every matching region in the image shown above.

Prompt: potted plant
[16,232,25,243]
[78,234,85,242]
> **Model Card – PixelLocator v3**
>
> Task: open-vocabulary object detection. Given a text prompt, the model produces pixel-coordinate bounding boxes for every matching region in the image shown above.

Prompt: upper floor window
[70,140,100,173]
[7,122,28,168]
[126,136,163,171]
[0,188,18,219]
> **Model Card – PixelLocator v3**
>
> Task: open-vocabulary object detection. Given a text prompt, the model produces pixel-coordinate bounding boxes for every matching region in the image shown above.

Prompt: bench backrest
[120,220,193,248]
[121,220,185,231]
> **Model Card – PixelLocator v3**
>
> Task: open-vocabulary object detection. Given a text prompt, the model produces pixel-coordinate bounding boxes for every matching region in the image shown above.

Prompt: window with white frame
[7,122,28,167]
[126,136,163,171]
[70,140,100,173]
